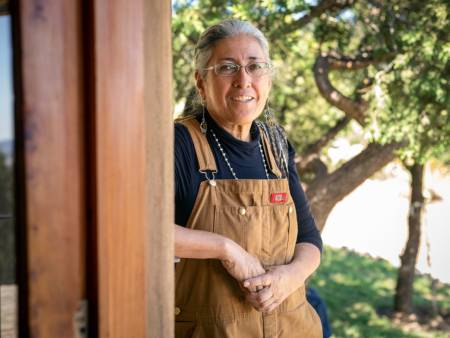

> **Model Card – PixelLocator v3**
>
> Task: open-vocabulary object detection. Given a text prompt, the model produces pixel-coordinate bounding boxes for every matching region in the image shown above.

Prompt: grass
[309,246,450,338]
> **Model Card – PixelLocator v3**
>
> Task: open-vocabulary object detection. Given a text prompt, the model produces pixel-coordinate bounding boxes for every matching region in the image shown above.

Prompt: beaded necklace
[210,129,270,180]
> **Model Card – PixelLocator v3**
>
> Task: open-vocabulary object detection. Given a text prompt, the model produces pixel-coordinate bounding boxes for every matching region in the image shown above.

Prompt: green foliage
[172,0,450,162]
[172,0,349,154]
[368,1,450,163]
[310,246,450,338]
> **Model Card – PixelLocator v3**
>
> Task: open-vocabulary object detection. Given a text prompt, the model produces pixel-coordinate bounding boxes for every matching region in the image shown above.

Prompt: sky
[0,15,14,143]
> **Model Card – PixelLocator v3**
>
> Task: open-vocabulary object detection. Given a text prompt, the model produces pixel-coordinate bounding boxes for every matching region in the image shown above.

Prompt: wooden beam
[93,0,174,334]
[144,1,174,337]
[15,0,86,336]
[92,0,168,336]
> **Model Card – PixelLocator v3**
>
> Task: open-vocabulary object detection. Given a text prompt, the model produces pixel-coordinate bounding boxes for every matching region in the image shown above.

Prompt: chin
[230,108,262,124]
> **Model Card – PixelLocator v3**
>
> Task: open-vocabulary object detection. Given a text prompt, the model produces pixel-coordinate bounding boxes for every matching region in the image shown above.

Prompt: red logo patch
[270,192,287,204]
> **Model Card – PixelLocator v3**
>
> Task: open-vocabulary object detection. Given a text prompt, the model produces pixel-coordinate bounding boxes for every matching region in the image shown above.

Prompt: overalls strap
[178,117,217,172]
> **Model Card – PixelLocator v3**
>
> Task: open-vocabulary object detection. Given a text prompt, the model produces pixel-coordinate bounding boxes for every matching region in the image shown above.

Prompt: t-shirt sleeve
[287,141,323,253]
[174,123,200,227]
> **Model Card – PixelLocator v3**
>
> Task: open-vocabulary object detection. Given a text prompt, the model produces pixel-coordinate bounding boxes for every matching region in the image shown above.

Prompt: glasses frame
[203,61,274,77]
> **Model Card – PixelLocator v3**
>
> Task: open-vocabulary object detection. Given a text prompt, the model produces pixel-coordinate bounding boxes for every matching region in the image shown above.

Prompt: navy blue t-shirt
[174,113,322,252]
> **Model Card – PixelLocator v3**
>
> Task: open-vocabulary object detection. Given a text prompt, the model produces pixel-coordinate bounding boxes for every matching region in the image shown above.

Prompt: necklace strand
[210,129,269,180]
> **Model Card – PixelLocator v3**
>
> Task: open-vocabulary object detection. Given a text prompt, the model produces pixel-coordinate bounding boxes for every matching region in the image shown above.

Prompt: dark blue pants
[306,288,332,338]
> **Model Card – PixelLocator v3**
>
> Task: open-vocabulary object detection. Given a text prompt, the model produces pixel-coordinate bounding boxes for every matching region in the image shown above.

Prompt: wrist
[285,262,307,288]
[219,237,235,262]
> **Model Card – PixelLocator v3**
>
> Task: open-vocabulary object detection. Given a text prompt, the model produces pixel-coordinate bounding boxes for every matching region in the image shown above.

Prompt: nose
[232,66,252,88]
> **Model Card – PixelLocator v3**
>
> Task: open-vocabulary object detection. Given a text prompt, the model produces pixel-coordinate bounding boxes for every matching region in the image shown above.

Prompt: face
[196,35,272,127]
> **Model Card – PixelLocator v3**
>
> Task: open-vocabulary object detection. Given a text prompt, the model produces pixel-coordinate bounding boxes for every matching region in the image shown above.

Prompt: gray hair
[194,19,270,79]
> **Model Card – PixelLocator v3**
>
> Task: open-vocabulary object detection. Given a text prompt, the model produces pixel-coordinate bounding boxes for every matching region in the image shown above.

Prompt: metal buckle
[199,170,217,186]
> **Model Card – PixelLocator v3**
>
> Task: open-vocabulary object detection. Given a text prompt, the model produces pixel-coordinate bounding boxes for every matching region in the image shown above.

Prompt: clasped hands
[221,240,303,314]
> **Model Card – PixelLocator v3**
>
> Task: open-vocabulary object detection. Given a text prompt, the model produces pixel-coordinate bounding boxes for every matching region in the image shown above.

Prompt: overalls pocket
[277,286,322,338]
[213,205,264,257]
[264,203,297,266]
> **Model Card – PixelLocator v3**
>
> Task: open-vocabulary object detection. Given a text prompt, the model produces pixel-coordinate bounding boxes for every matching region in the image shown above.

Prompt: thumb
[243,274,272,290]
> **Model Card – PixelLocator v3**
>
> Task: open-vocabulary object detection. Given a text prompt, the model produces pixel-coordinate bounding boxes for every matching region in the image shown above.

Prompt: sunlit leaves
[172,0,450,163]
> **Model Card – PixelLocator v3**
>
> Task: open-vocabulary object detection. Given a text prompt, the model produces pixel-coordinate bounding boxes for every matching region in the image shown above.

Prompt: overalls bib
[175,118,322,338]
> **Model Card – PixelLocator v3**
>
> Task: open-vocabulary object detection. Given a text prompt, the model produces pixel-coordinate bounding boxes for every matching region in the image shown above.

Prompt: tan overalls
[175,118,322,338]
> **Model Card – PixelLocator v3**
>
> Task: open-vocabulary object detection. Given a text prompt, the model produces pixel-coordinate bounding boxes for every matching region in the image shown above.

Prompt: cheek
[258,79,271,96]
[258,85,271,103]
[212,84,231,104]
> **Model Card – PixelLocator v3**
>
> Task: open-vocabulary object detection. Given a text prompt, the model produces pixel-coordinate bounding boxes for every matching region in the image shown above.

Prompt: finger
[245,288,270,306]
[243,274,272,290]
[256,288,272,304]
[240,282,256,293]
[259,297,277,313]
[260,293,276,309]
[245,293,263,310]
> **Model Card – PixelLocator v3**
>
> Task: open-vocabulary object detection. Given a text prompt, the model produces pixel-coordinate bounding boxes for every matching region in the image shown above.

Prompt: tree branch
[326,50,394,70]
[313,52,387,124]
[296,115,351,171]
[306,141,405,231]
[281,0,355,34]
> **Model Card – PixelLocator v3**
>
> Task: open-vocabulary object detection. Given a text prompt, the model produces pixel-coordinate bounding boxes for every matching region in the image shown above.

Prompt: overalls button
[239,207,246,216]
[209,180,217,187]
[175,307,181,316]
[288,206,293,214]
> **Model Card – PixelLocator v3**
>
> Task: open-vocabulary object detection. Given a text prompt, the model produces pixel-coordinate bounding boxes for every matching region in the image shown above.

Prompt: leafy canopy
[172,0,450,162]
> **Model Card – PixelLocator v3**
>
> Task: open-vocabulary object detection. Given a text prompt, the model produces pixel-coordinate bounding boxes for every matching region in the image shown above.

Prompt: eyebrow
[217,57,262,62]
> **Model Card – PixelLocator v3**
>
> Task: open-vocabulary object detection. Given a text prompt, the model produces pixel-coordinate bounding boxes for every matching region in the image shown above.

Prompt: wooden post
[93,1,146,336]
[15,0,86,336]
[14,0,173,336]
[92,0,173,336]
[144,1,174,337]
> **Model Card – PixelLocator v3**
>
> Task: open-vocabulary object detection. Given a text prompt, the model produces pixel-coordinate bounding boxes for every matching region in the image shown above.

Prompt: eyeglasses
[204,61,274,77]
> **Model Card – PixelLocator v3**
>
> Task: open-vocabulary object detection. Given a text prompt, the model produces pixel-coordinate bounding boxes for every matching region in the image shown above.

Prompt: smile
[230,95,254,102]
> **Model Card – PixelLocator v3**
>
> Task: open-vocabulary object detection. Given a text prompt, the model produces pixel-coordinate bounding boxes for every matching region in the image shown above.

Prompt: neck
[222,124,252,141]
[208,115,252,142]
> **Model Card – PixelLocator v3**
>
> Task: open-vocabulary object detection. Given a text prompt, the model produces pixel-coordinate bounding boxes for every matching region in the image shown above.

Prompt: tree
[394,163,424,314]
[363,1,449,315]
[172,0,449,230]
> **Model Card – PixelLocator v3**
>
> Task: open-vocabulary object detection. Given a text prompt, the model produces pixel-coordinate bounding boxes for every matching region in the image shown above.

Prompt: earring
[200,100,207,134]
[264,100,276,127]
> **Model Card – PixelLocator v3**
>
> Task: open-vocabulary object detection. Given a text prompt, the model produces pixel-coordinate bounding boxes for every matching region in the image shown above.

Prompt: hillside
[309,246,450,338]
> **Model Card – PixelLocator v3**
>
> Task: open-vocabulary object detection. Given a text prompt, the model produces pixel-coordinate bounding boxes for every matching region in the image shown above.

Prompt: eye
[247,62,264,72]
[216,63,238,75]
[247,62,271,76]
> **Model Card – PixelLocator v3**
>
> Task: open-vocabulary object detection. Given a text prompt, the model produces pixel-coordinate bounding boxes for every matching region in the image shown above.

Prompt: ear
[195,71,206,102]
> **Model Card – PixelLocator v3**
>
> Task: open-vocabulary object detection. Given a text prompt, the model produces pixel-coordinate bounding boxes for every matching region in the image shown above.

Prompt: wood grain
[16,0,86,336]
[144,1,174,337]
[93,0,147,336]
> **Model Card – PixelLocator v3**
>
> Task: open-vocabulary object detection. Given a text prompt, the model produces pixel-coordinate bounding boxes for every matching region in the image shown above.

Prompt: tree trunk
[305,141,402,231]
[394,163,425,314]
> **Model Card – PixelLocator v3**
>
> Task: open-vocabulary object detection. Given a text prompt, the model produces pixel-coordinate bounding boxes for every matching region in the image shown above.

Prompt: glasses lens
[216,63,239,75]
[246,62,272,76]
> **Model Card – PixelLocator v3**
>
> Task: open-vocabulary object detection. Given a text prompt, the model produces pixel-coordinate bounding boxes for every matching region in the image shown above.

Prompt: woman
[175,19,323,338]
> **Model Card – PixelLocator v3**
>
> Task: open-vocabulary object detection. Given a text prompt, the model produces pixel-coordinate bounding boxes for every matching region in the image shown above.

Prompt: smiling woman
[195,35,272,141]
[173,19,323,338]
